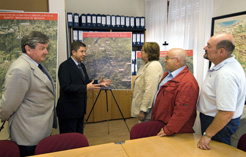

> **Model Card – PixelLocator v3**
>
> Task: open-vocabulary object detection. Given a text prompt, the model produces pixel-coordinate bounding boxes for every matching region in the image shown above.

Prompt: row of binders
[132,51,138,75]
[67,12,145,29]
[72,30,145,47]
[132,33,145,46]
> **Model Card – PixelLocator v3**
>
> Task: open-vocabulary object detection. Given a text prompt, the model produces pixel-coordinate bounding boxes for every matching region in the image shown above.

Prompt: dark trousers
[200,112,240,145]
[18,145,36,157]
[58,116,85,134]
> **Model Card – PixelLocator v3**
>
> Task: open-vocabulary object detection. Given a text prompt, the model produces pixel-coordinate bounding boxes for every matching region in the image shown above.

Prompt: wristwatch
[203,132,212,138]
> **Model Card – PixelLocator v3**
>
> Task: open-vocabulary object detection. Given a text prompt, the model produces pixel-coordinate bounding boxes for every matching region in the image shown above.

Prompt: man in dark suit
[57,41,111,134]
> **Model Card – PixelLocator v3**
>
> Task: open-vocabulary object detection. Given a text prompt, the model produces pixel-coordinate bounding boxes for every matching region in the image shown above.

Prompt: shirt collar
[24,54,38,66]
[168,65,186,78]
[210,55,235,71]
[71,56,80,66]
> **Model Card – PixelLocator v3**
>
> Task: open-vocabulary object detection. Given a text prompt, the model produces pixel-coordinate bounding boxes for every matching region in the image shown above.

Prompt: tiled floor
[84,118,138,146]
[0,118,138,146]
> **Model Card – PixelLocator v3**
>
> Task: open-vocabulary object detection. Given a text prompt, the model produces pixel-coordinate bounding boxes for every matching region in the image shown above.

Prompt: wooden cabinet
[85,76,136,122]
[85,89,133,122]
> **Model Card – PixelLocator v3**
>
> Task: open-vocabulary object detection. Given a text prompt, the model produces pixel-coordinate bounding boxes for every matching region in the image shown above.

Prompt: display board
[0,12,58,98]
[137,50,194,74]
[81,32,132,90]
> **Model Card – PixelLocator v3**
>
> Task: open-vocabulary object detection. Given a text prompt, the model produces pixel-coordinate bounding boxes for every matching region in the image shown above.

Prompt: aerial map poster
[82,32,132,90]
[137,50,194,74]
[0,12,58,98]
[212,11,246,73]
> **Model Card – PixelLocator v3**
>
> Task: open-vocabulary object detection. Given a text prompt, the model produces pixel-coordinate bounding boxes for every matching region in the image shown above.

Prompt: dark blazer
[57,57,96,119]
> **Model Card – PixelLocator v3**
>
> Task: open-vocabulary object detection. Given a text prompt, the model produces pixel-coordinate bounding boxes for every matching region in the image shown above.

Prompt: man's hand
[157,128,166,137]
[197,111,234,150]
[87,80,101,90]
[99,76,112,87]
[197,135,211,150]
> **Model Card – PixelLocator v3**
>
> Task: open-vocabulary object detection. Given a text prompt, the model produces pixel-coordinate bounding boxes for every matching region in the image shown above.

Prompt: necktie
[38,64,57,128]
[78,63,85,80]
[38,64,52,81]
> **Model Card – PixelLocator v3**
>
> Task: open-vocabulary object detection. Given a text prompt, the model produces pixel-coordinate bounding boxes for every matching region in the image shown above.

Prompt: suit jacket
[57,57,95,119]
[0,54,55,145]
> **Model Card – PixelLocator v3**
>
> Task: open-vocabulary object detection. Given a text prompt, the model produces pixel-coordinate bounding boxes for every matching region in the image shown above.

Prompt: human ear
[25,45,31,54]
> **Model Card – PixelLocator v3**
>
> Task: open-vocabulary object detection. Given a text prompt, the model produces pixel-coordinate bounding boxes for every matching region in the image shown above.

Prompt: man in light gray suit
[0,31,56,157]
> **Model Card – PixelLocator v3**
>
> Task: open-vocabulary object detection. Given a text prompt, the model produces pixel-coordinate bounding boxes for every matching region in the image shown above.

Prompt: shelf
[70,26,145,32]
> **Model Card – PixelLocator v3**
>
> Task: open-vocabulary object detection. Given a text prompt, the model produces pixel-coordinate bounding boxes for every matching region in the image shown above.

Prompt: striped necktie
[78,63,85,80]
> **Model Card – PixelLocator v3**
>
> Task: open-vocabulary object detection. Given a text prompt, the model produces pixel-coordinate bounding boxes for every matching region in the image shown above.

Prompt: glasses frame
[165,56,177,60]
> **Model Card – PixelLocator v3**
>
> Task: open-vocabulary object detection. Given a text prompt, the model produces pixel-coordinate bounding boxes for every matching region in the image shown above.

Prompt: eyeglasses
[165,56,177,60]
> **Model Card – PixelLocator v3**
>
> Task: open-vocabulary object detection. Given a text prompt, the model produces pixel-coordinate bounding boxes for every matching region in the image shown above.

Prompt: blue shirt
[152,65,186,105]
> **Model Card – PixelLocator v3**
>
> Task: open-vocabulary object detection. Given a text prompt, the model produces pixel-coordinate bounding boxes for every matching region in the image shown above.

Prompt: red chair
[237,133,246,152]
[35,133,89,155]
[0,140,20,157]
[130,121,165,140]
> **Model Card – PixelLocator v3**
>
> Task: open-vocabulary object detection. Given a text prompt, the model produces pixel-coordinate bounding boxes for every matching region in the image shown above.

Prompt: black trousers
[58,116,85,134]
[18,145,36,157]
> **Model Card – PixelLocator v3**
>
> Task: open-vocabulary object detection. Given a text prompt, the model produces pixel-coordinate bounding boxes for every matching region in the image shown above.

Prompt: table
[122,133,246,157]
[32,133,245,157]
[32,142,128,157]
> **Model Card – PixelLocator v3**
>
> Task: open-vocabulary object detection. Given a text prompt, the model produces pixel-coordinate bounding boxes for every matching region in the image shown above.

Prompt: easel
[84,88,130,134]
[0,121,6,132]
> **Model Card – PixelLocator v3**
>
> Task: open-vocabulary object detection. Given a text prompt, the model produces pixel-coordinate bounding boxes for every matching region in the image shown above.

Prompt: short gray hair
[21,31,49,53]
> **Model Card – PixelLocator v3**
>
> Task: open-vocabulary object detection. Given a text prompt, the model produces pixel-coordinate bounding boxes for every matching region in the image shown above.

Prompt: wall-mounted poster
[81,32,132,90]
[212,11,246,73]
[137,50,193,74]
[0,12,58,98]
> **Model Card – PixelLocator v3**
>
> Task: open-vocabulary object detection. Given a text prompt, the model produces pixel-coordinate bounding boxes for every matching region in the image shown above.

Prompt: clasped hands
[87,76,112,90]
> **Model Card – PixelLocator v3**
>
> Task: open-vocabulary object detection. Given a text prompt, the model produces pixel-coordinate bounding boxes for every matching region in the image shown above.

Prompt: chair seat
[35,133,89,155]
[0,140,20,157]
[237,133,246,152]
[130,121,165,139]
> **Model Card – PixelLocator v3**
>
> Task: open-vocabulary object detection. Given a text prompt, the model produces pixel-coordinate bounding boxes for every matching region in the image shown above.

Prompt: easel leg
[84,89,130,134]
[109,89,130,133]
[84,89,102,128]
[104,89,110,134]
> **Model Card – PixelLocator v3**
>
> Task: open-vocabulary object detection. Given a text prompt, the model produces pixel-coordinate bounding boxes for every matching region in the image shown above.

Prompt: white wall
[49,0,67,66]
[213,0,246,17]
[65,0,145,17]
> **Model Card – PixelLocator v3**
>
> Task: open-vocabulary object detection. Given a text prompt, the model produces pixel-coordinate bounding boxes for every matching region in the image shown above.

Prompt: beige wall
[65,0,145,17]
[213,0,246,17]
[0,0,48,12]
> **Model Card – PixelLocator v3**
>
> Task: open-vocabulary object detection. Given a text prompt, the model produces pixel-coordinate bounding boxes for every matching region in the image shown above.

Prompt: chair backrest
[0,140,20,157]
[35,133,89,155]
[130,121,165,140]
[237,133,246,152]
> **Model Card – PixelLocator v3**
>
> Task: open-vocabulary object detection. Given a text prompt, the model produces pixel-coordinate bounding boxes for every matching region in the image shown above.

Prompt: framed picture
[211,11,246,72]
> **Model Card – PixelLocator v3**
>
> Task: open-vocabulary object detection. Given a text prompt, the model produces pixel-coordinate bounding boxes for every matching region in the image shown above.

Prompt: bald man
[130,48,199,140]
[197,34,246,149]
[151,48,199,137]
